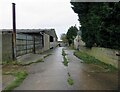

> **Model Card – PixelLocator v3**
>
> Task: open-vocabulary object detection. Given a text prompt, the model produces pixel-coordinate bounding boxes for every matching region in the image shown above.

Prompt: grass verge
[2,59,44,66]
[74,51,117,72]
[2,71,28,92]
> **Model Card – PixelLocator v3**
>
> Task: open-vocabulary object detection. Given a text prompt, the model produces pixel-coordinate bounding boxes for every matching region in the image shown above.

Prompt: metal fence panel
[16,33,43,57]
[16,33,33,56]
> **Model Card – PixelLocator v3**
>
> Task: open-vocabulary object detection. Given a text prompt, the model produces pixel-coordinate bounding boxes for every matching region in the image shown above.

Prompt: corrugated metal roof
[0,29,58,38]
[0,29,12,32]
[17,29,44,33]
[43,29,58,39]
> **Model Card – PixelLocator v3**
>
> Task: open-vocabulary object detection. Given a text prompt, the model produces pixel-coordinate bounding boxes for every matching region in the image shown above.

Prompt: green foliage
[67,72,74,85]
[62,56,68,66]
[66,26,78,46]
[74,51,117,72]
[62,49,68,66]
[71,2,120,50]
[67,77,74,85]
[2,71,28,92]
[60,33,67,43]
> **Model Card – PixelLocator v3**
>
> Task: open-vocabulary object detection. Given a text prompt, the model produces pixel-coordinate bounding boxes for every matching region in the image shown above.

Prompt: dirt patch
[2,65,26,73]
[2,65,26,90]
[2,75,15,90]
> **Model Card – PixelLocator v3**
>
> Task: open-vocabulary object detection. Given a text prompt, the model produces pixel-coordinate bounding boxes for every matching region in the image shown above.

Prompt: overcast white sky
[0,0,80,40]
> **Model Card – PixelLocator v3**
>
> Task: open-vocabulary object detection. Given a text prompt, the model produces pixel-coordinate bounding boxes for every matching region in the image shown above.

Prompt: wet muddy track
[14,47,118,90]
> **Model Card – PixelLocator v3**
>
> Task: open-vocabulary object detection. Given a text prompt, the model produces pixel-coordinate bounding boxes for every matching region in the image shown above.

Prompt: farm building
[0,29,58,62]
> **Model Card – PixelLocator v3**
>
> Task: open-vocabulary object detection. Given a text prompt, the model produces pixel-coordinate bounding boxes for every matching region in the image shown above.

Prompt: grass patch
[2,59,43,91]
[2,61,21,66]
[62,49,68,66]
[67,72,74,85]
[43,53,52,58]
[74,51,117,72]
[62,56,68,66]
[67,77,74,85]
[2,71,28,92]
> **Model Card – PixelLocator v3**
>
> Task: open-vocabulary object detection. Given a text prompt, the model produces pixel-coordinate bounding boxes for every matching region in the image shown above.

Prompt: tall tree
[60,33,67,43]
[71,2,120,50]
[66,26,78,46]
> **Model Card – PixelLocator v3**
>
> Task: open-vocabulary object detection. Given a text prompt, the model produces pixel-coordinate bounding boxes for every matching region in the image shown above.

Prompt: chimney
[12,3,16,60]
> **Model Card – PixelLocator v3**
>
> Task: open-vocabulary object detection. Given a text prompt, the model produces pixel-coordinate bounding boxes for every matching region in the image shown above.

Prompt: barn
[0,29,58,62]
